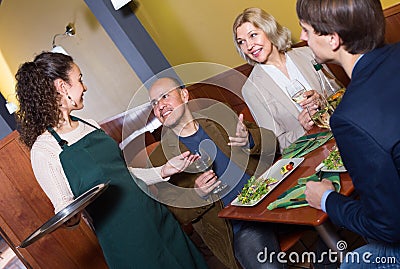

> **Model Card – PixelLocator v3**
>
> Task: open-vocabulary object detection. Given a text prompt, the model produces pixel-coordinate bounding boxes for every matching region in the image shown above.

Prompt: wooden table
[218,131,355,251]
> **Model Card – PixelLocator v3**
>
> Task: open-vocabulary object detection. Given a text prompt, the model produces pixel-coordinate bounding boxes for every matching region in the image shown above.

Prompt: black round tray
[18,182,109,248]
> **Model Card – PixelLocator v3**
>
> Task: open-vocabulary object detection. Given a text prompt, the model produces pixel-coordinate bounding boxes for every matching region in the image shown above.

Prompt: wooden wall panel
[0,131,108,269]
[384,3,400,44]
[99,114,124,144]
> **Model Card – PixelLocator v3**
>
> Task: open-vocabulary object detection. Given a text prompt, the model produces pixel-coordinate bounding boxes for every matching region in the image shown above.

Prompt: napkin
[267,171,340,210]
[282,131,333,159]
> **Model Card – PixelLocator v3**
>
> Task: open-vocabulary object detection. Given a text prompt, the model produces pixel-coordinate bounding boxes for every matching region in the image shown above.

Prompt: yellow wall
[0,50,17,106]
[383,0,400,7]
[1,0,398,120]
[136,0,400,68]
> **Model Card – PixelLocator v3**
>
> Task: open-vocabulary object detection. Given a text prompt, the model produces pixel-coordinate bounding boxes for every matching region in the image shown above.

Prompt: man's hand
[228,113,249,147]
[304,179,335,209]
[194,170,220,197]
[161,151,199,178]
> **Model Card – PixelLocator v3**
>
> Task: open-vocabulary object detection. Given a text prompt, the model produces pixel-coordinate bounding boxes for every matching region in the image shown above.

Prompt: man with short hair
[147,77,286,269]
[296,0,400,267]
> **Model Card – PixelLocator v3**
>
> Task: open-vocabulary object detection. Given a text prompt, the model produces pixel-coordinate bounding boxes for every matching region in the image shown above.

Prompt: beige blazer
[242,46,323,152]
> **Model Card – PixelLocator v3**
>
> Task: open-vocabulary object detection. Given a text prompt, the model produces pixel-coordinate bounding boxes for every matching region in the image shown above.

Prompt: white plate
[315,162,347,173]
[231,158,304,207]
[321,165,347,173]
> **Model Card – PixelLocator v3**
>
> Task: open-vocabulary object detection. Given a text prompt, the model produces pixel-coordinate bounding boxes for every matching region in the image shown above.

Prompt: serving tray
[18,182,109,248]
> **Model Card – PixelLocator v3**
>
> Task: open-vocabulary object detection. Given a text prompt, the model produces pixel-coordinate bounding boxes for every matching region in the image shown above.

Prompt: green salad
[323,148,344,170]
[237,176,278,204]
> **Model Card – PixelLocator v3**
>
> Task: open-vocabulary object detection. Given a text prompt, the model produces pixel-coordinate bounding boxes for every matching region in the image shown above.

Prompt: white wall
[0,0,146,122]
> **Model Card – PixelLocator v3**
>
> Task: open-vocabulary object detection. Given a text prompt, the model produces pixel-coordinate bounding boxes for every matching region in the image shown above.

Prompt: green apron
[47,116,208,269]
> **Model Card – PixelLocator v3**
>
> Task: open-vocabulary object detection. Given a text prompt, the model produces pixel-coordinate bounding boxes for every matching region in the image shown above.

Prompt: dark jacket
[328,43,400,243]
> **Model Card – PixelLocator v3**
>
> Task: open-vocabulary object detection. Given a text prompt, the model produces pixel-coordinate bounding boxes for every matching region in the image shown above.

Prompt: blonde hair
[233,7,292,65]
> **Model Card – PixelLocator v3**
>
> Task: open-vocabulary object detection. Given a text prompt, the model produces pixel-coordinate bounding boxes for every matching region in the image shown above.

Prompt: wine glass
[193,149,213,172]
[306,94,334,130]
[287,79,307,104]
[326,88,346,110]
[193,149,228,195]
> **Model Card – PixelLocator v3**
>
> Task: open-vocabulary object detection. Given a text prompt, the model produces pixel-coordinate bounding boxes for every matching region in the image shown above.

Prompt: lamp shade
[5,101,18,114]
[111,0,131,10]
[51,46,69,55]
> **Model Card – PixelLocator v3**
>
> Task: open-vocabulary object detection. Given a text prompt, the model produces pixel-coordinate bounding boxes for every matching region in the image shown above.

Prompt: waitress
[15,52,208,269]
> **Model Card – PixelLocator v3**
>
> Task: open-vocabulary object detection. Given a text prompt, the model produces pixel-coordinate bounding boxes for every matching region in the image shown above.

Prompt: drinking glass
[306,95,334,129]
[193,149,213,172]
[287,79,307,104]
[193,149,228,194]
[326,88,346,110]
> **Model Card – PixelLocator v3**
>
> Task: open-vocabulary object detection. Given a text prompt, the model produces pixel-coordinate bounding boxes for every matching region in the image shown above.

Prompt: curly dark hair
[15,52,74,148]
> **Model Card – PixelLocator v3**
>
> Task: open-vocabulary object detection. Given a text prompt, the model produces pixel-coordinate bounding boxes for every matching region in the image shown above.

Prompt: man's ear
[181,88,190,103]
[329,33,341,51]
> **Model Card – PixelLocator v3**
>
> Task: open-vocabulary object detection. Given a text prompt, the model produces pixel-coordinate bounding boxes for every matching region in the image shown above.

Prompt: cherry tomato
[286,162,294,171]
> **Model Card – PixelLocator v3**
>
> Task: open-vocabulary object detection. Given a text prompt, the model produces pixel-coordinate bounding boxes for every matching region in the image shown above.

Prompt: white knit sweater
[31,119,167,213]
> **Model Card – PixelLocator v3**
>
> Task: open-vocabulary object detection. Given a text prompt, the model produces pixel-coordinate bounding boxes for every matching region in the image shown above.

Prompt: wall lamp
[111,0,132,10]
[51,23,76,55]
[5,93,18,114]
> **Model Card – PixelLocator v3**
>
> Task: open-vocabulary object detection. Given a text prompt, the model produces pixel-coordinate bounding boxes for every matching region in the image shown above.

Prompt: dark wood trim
[384,2,400,17]
[384,3,400,44]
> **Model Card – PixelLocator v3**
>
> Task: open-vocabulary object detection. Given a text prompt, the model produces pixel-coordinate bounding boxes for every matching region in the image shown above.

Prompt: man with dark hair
[296,0,400,267]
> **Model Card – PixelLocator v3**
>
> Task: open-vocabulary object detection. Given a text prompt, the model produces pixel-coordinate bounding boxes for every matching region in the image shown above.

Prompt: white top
[261,53,312,111]
[31,119,167,213]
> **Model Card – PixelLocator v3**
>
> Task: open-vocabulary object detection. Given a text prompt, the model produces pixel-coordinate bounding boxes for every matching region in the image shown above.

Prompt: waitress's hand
[161,151,199,178]
[63,213,81,229]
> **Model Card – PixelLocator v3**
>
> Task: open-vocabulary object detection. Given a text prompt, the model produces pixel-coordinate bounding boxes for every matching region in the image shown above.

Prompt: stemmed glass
[287,79,307,104]
[193,149,228,194]
[286,78,334,129]
[306,94,334,130]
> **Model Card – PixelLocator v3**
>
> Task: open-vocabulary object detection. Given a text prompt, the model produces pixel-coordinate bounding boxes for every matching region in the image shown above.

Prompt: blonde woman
[233,7,323,151]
